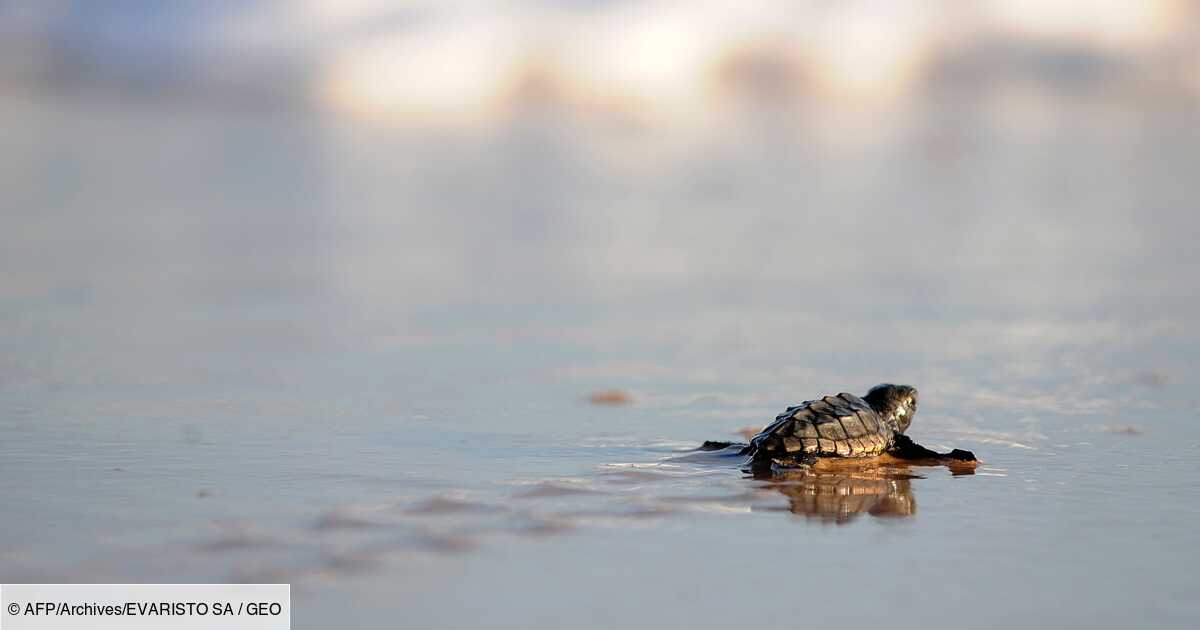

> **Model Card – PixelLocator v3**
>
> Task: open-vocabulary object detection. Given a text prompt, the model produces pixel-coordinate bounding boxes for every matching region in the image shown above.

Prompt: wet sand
[2,83,1199,629]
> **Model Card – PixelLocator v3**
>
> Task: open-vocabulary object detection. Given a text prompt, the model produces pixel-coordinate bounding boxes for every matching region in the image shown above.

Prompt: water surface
[1,91,1198,629]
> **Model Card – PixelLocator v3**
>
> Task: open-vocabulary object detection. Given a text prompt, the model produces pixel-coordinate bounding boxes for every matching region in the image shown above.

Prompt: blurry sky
[2,0,1196,124]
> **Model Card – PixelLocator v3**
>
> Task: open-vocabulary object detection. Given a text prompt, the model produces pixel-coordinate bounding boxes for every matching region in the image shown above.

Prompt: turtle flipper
[889,434,976,462]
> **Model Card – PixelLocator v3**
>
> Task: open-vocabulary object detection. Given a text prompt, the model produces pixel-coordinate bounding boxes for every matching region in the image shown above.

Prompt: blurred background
[4,1,1195,403]
[3,2,1200,627]
[2,0,1197,416]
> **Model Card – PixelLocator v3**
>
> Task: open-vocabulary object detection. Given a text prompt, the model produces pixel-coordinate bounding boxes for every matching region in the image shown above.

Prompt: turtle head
[863,384,918,434]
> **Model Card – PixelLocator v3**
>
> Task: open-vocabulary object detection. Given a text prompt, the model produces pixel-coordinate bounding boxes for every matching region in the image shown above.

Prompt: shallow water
[2,92,1199,629]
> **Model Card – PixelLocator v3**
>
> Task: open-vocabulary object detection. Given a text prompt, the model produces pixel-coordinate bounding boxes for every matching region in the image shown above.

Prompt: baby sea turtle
[702,384,975,471]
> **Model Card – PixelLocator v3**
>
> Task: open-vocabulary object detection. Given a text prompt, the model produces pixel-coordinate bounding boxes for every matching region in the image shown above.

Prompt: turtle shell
[748,393,895,462]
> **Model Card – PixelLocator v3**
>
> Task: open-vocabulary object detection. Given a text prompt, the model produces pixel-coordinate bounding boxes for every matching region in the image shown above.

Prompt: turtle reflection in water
[755,461,977,524]
[700,384,976,472]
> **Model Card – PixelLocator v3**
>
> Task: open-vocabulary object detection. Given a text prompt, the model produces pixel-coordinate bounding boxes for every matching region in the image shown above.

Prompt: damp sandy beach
[2,4,1199,628]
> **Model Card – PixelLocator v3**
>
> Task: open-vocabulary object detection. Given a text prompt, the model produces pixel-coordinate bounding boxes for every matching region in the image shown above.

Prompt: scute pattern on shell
[748,393,896,463]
